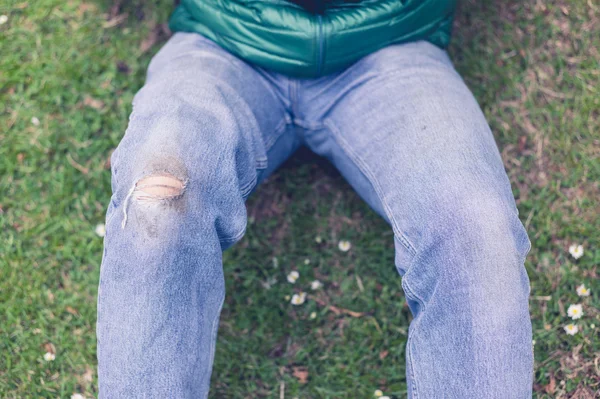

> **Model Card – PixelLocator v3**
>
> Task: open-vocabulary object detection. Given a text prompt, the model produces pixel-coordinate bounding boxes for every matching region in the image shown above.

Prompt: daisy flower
[563,324,579,335]
[567,304,583,320]
[310,280,322,290]
[261,276,277,290]
[309,311,317,320]
[576,284,590,297]
[43,352,56,361]
[95,223,106,237]
[568,244,584,259]
[0,15,8,25]
[315,235,323,244]
[338,240,351,252]
[374,390,384,397]
[287,271,299,284]
[291,292,306,305]
[304,258,310,265]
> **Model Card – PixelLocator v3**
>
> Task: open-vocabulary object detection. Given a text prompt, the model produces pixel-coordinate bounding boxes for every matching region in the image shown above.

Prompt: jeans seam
[203,290,226,398]
[402,278,425,399]
[323,119,417,255]
[263,115,292,154]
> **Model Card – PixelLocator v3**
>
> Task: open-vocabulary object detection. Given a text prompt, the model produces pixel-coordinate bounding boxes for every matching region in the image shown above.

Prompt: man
[97,0,534,397]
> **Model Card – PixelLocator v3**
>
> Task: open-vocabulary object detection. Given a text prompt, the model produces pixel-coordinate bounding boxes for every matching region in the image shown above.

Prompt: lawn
[0,0,598,398]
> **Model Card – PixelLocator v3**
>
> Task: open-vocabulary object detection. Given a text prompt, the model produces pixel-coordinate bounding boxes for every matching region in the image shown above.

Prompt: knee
[115,156,247,245]
[421,188,532,301]
[111,152,191,229]
[433,188,531,262]
[119,169,189,233]
[133,174,186,202]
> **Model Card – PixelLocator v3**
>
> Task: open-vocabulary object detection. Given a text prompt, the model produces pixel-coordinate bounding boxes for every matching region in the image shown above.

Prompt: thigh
[111,32,298,201]
[303,41,521,267]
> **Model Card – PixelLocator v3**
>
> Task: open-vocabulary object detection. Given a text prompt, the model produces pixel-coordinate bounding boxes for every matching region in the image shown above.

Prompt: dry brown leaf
[292,366,309,384]
[43,342,56,354]
[109,0,123,19]
[518,135,527,153]
[104,13,128,29]
[328,305,364,318]
[67,153,90,175]
[83,366,94,382]
[83,95,105,110]
[65,306,79,316]
[77,3,97,15]
[140,31,158,53]
[104,149,114,169]
[312,296,365,318]
[544,373,556,394]
[379,350,389,360]
[140,23,171,54]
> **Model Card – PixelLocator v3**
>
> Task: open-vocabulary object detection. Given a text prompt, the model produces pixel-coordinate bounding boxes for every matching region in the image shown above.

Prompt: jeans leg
[97,33,298,398]
[300,41,533,398]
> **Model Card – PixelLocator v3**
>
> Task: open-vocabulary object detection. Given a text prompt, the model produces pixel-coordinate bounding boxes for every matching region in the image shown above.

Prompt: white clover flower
[31,116,40,126]
[310,280,322,290]
[0,15,8,25]
[71,394,86,399]
[43,352,56,361]
[380,397,391,399]
[567,304,583,320]
[563,324,579,335]
[284,295,291,301]
[304,258,310,265]
[338,240,351,252]
[532,339,536,346]
[291,292,306,305]
[576,284,590,297]
[374,389,384,397]
[287,271,299,284]
[315,235,323,244]
[95,223,106,237]
[590,324,595,329]
[309,311,317,319]
[568,244,584,259]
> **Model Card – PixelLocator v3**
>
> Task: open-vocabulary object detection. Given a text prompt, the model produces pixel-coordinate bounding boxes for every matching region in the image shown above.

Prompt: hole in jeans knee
[120,173,187,229]
[135,174,186,201]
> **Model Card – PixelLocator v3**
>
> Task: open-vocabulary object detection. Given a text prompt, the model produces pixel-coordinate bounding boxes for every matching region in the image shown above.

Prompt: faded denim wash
[97,32,534,398]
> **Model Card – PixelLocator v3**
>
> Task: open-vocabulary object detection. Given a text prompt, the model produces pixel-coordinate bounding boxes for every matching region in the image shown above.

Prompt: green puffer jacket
[169,0,456,78]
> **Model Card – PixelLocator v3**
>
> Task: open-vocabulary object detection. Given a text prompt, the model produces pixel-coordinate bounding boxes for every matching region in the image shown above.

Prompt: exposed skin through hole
[121,173,187,229]
[135,174,185,199]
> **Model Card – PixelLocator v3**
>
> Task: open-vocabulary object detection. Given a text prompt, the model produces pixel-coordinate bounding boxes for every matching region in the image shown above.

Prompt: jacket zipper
[316,14,324,76]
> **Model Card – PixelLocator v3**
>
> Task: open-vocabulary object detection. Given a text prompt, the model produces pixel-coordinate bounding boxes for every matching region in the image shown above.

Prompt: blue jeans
[97,32,533,398]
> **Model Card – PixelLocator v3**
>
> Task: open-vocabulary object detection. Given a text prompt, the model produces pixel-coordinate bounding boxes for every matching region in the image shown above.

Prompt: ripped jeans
[97,32,533,398]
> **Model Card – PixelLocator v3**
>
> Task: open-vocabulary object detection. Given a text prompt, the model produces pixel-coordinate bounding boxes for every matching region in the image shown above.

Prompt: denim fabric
[97,32,533,398]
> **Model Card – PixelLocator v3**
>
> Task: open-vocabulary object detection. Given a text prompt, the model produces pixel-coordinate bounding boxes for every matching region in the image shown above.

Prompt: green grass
[1,0,598,397]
